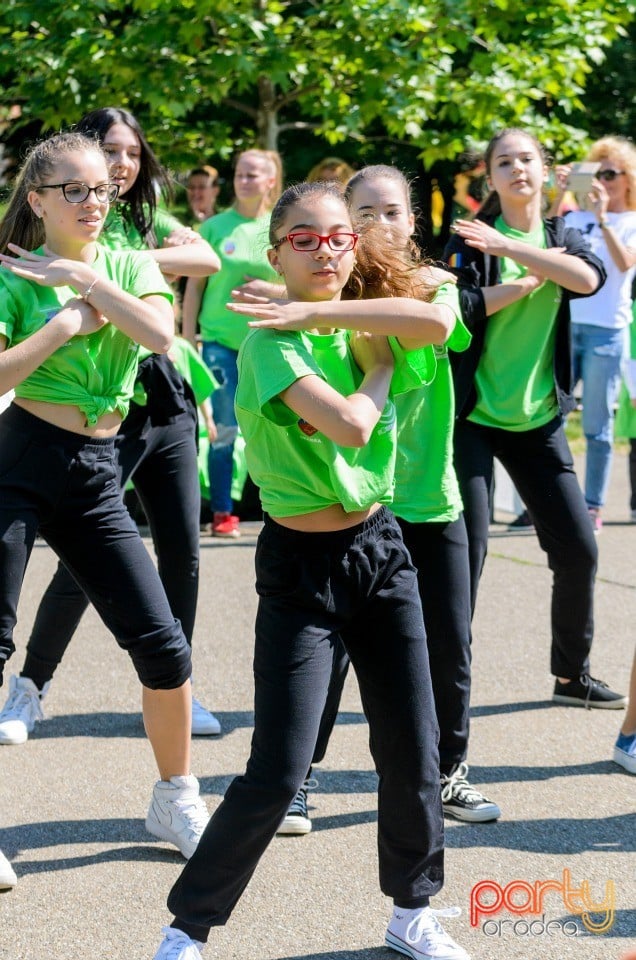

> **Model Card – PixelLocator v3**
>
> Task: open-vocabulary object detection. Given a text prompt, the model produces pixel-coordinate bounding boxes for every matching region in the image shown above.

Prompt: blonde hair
[0,132,105,255]
[307,156,355,185]
[236,149,283,209]
[586,136,636,211]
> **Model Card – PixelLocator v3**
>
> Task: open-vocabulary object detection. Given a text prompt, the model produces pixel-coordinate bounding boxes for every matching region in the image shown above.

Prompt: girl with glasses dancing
[0,131,210,857]
[551,136,636,532]
[446,127,625,710]
[150,180,470,960]
[0,107,223,753]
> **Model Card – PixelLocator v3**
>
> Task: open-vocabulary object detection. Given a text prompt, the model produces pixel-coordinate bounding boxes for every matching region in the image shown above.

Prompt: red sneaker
[211,512,241,538]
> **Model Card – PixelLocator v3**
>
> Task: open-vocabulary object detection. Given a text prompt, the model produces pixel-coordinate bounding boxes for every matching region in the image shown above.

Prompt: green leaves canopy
[0,0,633,167]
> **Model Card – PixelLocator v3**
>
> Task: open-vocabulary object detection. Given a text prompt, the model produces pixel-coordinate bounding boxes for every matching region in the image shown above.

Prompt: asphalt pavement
[0,454,634,960]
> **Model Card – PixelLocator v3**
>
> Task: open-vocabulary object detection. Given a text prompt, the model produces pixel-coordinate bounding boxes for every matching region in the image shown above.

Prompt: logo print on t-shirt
[224,241,236,254]
[298,418,318,437]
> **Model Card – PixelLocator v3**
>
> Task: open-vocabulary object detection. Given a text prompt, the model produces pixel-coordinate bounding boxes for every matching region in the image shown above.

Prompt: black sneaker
[507,509,534,532]
[276,778,317,835]
[440,763,501,822]
[552,674,626,710]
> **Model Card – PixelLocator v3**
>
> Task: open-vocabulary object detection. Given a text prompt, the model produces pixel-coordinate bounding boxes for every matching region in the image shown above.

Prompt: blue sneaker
[613,731,636,774]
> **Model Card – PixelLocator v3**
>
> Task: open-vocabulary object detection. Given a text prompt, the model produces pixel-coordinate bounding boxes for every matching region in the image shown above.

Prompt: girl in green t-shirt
[0,131,210,858]
[151,182,469,960]
[0,108,223,745]
[445,127,625,710]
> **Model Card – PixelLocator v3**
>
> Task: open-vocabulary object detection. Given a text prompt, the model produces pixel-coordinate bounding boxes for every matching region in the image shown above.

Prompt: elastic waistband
[1,403,116,451]
[262,505,394,553]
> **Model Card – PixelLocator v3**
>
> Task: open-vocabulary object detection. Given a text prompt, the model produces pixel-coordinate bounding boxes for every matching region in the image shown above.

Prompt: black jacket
[443,215,607,421]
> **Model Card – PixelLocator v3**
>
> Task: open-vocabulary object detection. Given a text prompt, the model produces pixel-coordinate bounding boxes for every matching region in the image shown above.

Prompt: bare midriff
[14,397,122,438]
[272,500,381,533]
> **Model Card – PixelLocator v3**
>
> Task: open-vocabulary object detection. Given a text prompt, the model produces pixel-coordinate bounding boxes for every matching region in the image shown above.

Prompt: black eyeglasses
[37,181,120,203]
[597,170,625,183]
[272,232,358,252]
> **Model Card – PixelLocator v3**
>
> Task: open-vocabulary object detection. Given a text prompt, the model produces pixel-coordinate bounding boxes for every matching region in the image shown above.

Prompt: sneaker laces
[159,927,201,958]
[405,906,462,949]
[580,674,609,710]
[0,681,44,724]
[288,777,318,816]
[441,763,488,805]
[173,793,209,834]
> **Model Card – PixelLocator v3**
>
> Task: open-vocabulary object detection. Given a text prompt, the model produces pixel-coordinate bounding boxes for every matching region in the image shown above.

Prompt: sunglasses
[597,170,625,183]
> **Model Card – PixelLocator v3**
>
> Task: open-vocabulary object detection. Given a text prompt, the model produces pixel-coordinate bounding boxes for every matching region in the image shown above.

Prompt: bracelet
[598,218,609,229]
[82,276,99,301]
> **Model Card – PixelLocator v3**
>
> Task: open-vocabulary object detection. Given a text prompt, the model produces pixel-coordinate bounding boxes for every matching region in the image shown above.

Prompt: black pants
[21,404,200,687]
[168,508,444,941]
[0,405,190,689]
[453,415,597,679]
[311,516,472,776]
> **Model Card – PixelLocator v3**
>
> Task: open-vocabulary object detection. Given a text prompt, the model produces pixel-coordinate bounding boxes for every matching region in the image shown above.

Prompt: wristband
[598,217,609,229]
[82,277,99,301]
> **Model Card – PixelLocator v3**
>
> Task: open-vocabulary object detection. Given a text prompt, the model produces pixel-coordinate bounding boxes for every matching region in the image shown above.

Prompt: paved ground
[0,455,634,960]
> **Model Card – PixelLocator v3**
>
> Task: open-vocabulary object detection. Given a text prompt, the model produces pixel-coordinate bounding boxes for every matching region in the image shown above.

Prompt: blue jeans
[572,323,628,509]
[201,341,239,514]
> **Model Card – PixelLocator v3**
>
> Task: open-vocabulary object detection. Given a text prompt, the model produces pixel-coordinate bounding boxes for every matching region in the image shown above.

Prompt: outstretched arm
[452,219,599,294]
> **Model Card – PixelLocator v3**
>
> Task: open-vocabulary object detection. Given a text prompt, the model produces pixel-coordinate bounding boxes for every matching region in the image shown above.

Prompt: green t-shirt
[235,327,435,517]
[0,244,172,424]
[100,204,183,251]
[470,217,560,431]
[393,284,469,523]
[198,209,279,349]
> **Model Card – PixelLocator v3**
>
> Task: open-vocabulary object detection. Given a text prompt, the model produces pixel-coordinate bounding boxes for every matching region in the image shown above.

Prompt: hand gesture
[162,227,201,248]
[451,219,511,257]
[227,298,315,331]
[0,245,83,289]
[350,331,394,374]
[231,276,285,302]
[57,297,108,338]
[587,178,610,222]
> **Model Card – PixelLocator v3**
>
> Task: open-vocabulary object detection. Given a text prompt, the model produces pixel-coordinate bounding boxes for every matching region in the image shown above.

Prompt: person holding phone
[551,137,636,532]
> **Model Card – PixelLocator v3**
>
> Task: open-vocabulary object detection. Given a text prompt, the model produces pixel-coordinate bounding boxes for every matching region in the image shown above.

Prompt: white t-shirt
[565,210,636,329]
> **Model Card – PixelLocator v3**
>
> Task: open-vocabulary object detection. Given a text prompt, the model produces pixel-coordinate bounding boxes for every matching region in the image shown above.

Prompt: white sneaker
[191,696,221,737]
[152,927,203,959]
[0,848,17,889]
[386,906,470,960]
[146,775,210,859]
[0,676,49,745]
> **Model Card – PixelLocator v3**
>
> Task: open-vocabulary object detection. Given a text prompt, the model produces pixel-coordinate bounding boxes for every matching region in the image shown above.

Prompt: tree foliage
[0,0,633,176]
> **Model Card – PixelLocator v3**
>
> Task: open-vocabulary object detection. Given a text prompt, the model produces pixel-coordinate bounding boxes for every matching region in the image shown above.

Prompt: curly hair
[586,136,636,212]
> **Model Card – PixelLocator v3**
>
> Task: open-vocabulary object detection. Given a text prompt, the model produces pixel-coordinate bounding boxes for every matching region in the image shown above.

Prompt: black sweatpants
[21,402,200,687]
[311,516,473,777]
[0,404,190,689]
[453,415,598,679]
[167,508,444,941]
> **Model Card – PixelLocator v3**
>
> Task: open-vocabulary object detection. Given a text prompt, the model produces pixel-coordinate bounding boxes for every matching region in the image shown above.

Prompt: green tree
[1,1,634,249]
[0,0,633,167]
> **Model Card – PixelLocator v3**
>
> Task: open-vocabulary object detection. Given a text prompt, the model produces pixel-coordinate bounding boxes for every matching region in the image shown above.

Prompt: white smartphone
[567,161,601,195]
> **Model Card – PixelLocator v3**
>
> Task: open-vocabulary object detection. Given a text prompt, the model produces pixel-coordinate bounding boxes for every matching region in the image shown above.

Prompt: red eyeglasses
[273,232,358,252]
